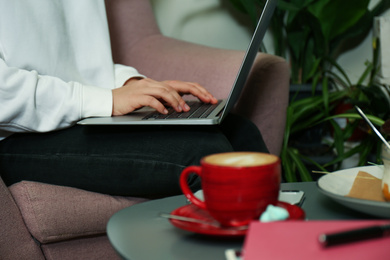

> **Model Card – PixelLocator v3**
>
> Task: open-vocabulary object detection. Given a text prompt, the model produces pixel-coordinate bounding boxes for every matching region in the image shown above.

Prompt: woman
[0,0,268,197]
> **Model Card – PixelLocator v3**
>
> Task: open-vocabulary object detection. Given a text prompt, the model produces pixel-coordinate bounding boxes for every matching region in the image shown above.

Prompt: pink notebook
[243,220,390,260]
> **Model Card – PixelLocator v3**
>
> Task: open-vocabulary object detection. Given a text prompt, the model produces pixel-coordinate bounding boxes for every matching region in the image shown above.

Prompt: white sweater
[0,0,144,141]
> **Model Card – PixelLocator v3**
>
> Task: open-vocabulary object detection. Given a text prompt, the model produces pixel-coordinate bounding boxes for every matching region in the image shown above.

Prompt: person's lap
[0,113,268,198]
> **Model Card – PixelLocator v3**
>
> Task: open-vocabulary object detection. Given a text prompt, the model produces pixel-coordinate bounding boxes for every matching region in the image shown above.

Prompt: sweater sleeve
[114,64,146,88]
[0,58,112,133]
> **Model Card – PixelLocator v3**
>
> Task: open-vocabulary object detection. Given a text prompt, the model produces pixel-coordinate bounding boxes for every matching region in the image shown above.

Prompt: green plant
[227,0,390,182]
[320,50,390,173]
[282,49,390,182]
[281,89,348,181]
[228,0,390,85]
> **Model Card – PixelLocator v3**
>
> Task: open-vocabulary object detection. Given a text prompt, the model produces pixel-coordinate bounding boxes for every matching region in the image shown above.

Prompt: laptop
[78,0,276,126]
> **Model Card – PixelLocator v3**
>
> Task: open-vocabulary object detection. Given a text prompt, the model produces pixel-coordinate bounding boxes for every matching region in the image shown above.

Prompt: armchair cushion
[9,181,147,243]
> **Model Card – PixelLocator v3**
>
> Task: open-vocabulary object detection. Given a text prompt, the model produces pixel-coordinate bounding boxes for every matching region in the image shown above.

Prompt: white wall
[150,0,389,83]
[150,0,254,51]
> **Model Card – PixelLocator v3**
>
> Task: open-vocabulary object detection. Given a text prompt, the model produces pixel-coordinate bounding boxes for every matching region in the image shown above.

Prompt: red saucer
[169,201,305,237]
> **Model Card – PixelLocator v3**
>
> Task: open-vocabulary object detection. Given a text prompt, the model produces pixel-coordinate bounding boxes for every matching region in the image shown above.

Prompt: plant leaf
[287,148,313,182]
[326,113,385,126]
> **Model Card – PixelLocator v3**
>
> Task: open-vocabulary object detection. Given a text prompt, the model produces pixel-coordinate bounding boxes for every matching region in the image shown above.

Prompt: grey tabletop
[107,182,376,260]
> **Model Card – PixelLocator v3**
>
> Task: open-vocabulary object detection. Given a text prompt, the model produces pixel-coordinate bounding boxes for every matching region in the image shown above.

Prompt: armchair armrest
[0,176,44,259]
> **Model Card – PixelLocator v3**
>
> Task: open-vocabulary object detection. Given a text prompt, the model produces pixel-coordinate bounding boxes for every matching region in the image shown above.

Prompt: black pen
[318,224,390,247]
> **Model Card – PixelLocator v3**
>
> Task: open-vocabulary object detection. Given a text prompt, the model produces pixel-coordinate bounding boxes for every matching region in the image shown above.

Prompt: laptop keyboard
[143,100,222,120]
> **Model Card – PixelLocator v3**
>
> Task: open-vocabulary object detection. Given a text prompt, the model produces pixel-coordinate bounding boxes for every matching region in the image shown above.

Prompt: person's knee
[220,113,269,153]
[180,128,233,165]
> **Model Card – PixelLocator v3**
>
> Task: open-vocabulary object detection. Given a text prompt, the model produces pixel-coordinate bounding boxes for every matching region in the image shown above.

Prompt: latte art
[204,152,277,167]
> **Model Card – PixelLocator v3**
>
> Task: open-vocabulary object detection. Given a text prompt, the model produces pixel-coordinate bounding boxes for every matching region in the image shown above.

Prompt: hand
[112,78,218,116]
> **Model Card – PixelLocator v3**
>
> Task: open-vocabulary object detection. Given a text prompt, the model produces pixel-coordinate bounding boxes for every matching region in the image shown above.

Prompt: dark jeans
[0,114,268,198]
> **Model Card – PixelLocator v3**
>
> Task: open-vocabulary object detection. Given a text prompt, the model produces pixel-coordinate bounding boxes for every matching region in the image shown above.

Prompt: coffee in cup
[180,152,281,227]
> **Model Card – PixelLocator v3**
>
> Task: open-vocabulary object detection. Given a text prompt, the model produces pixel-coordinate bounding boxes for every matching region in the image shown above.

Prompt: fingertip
[202,94,211,102]
[183,103,190,111]
[205,95,218,104]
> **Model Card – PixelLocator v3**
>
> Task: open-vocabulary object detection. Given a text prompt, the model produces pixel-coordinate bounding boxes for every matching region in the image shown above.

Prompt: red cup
[180,152,281,227]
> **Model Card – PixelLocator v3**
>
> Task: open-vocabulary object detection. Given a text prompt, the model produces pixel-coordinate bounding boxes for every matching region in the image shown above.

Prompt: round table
[107,182,372,260]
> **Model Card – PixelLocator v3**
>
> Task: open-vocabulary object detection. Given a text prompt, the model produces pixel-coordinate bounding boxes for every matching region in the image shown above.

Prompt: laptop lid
[78,0,276,126]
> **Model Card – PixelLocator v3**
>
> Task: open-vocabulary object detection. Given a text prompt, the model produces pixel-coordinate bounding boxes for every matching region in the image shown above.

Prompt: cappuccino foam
[204,152,277,167]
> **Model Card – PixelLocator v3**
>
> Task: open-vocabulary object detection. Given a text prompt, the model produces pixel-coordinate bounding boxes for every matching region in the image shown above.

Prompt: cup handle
[180,166,206,210]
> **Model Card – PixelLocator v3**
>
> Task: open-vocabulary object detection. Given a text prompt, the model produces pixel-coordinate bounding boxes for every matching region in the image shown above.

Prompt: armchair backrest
[105,0,161,64]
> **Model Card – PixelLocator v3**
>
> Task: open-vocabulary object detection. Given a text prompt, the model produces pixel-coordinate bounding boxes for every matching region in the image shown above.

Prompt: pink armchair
[0,1,289,259]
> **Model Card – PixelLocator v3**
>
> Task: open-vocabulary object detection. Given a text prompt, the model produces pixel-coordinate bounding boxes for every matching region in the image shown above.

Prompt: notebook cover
[243,220,390,260]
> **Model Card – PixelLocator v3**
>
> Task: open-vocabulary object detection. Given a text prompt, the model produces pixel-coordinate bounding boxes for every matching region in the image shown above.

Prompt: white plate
[317,165,390,218]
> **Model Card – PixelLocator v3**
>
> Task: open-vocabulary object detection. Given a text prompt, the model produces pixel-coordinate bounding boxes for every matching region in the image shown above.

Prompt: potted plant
[284,57,390,182]
[321,42,390,174]
[228,0,390,85]
[227,0,390,181]
[281,37,390,182]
